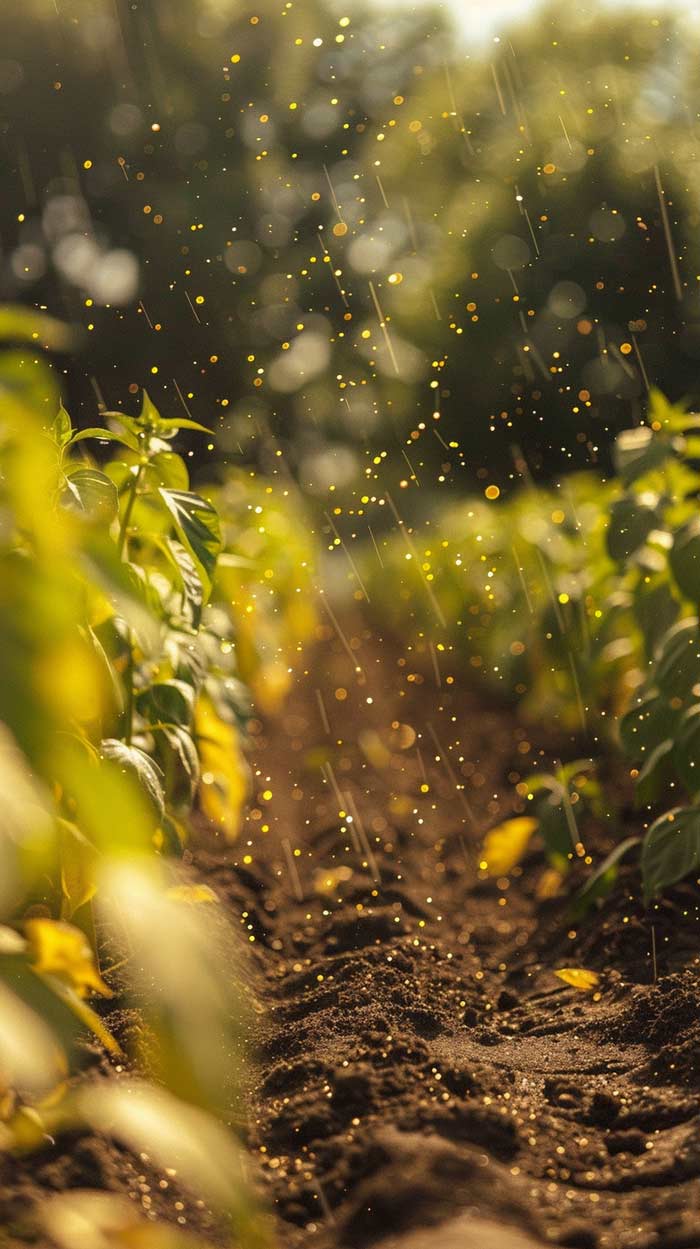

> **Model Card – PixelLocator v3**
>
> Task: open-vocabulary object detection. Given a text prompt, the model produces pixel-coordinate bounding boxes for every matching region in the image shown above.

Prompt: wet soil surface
[5,614,700,1249]
[0,1023,230,1248]
[195,615,700,1249]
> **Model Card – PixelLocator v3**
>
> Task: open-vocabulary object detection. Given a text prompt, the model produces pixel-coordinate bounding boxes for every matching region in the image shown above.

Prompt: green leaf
[606,495,662,562]
[103,459,132,492]
[153,417,212,436]
[619,693,680,761]
[557,758,597,788]
[670,516,700,603]
[99,739,165,820]
[573,836,641,916]
[55,737,155,858]
[635,737,674,807]
[538,799,576,862]
[86,624,125,715]
[134,389,212,437]
[0,306,75,351]
[52,406,73,448]
[139,389,162,429]
[680,434,700,462]
[100,411,144,440]
[61,468,119,522]
[148,450,190,491]
[68,426,141,454]
[137,680,195,727]
[205,673,251,727]
[523,773,558,797]
[163,537,204,627]
[159,724,200,801]
[159,812,188,854]
[642,806,700,900]
[648,388,700,434]
[613,425,672,486]
[633,576,680,658]
[79,532,160,652]
[126,560,172,622]
[166,628,208,688]
[654,618,700,700]
[673,704,700,799]
[158,489,222,604]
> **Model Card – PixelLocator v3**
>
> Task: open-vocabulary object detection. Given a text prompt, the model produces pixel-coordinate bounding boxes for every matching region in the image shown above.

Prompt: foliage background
[2,0,700,499]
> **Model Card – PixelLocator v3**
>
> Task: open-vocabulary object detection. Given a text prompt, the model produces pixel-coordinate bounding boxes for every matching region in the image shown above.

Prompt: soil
[5,611,700,1249]
[199,613,700,1249]
[0,1027,230,1248]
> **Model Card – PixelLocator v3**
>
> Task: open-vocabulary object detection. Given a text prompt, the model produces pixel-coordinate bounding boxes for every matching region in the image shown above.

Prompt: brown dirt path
[195,610,700,1249]
[4,612,700,1249]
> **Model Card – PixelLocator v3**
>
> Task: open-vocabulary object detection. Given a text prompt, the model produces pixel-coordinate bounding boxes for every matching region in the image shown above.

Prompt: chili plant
[0,309,277,1247]
[364,471,635,732]
[374,387,700,903]
[610,391,700,898]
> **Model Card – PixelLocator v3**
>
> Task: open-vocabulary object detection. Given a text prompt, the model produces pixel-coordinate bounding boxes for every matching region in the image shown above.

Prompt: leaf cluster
[0,308,319,1244]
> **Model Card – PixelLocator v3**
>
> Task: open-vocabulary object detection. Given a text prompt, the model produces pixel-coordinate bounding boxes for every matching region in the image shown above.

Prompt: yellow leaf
[58,821,98,920]
[554,967,600,991]
[2,1104,47,1152]
[49,979,122,1056]
[195,697,249,841]
[26,919,111,998]
[166,884,218,905]
[536,866,565,900]
[40,1190,209,1249]
[480,816,538,875]
[39,1192,142,1249]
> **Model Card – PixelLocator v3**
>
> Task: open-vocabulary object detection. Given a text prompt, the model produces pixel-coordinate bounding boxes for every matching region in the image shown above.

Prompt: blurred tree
[1,0,699,496]
[0,0,445,493]
[353,5,700,488]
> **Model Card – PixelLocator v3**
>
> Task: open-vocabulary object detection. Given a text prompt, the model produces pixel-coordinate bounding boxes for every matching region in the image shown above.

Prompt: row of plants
[367,389,700,905]
[0,308,316,1246]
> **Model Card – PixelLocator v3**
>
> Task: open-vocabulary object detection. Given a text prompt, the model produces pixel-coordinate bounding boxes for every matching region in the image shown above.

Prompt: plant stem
[118,463,145,558]
[117,464,145,745]
[124,628,135,746]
